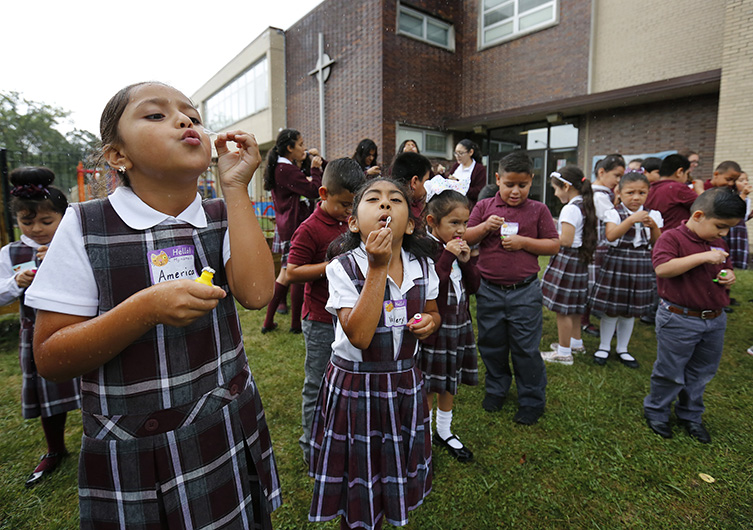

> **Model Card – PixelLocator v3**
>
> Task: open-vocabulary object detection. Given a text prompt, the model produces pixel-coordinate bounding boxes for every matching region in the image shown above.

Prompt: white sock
[571,338,584,349]
[436,409,463,449]
[428,407,433,436]
[557,345,572,356]
[616,317,635,354]
[599,316,618,352]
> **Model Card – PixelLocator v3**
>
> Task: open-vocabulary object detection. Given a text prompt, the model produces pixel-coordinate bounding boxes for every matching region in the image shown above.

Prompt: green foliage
[1,266,752,529]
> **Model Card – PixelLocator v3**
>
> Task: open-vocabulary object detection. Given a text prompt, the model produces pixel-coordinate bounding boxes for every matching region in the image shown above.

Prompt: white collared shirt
[604,206,663,247]
[558,196,584,248]
[25,187,230,317]
[325,244,439,362]
[0,235,40,306]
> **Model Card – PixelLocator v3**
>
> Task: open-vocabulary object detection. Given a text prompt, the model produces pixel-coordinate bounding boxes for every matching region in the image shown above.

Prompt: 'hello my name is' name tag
[148,245,197,285]
[383,299,408,328]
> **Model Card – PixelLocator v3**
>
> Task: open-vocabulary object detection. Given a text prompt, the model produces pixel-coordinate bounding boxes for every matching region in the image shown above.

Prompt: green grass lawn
[1,265,752,529]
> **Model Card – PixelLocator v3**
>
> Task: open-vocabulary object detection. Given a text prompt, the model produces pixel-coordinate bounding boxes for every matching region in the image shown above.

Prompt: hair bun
[9,166,55,187]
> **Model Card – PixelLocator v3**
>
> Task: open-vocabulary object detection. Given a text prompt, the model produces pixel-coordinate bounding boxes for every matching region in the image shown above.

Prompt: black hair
[618,170,650,190]
[595,153,626,176]
[9,166,68,219]
[715,160,742,174]
[390,152,432,188]
[327,178,437,260]
[642,157,662,173]
[264,128,302,191]
[352,139,379,170]
[550,165,597,263]
[397,139,420,155]
[322,158,366,195]
[628,158,644,166]
[457,139,482,164]
[659,154,690,177]
[477,183,499,201]
[691,186,746,219]
[498,151,533,175]
[425,190,470,229]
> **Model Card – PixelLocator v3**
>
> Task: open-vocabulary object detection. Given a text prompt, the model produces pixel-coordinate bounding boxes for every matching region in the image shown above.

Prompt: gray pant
[643,304,726,423]
[476,278,547,409]
[300,318,335,460]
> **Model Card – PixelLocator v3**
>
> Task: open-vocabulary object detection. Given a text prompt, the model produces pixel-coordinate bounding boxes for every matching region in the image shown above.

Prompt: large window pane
[205,57,268,130]
[519,0,548,14]
[427,20,449,46]
[520,5,553,30]
[425,133,446,154]
[399,11,423,37]
[484,4,514,27]
[484,20,513,42]
[482,0,557,47]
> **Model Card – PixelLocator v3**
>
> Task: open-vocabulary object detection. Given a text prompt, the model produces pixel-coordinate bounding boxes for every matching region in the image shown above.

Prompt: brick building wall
[713,0,753,170]
[582,93,719,179]
[286,0,384,160]
[457,0,591,118]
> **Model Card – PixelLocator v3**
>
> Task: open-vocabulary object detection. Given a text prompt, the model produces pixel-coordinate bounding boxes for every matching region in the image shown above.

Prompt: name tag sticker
[148,245,197,285]
[710,246,725,253]
[383,299,408,328]
[12,260,36,273]
[500,222,519,238]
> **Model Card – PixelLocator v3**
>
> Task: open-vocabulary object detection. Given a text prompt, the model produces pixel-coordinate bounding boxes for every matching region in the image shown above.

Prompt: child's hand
[215,131,262,191]
[716,268,735,286]
[629,211,651,225]
[147,279,226,327]
[36,245,49,261]
[365,227,392,268]
[484,215,504,233]
[310,156,323,169]
[15,269,35,289]
[408,313,436,340]
[705,249,729,265]
[741,183,752,200]
[501,234,524,251]
[445,238,471,262]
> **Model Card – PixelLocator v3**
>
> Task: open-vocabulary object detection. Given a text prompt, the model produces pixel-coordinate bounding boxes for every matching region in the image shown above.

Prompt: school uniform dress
[271,157,322,266]
[643,223,732,423]
[590,185,615,284]
[589,204,663,318]
[0,236,81,419]
[309,245,438,529]
[725,219,749,269]
[542,196,589,314]
[25,187,281,530]
[418,241,479,395]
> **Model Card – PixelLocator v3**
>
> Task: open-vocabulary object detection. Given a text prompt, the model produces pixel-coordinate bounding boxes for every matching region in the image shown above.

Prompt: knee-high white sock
[616,317,635,358]
[599,316,617,353]
[436,409,463,449]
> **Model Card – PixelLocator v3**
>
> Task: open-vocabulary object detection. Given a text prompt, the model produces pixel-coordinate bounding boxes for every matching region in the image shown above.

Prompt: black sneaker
[679,420,711,444]
[513,406,543,425]
[481,393,506,412]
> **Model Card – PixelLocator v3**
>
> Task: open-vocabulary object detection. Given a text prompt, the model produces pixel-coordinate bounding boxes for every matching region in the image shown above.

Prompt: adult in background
[352,138,381,178]
[442,139,487,205]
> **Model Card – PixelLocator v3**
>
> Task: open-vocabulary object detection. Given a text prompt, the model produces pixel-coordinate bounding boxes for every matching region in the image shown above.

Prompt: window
[396,126,451,158]
[398,4,454,51]
[480,0,558,48]
[205,57,269,131]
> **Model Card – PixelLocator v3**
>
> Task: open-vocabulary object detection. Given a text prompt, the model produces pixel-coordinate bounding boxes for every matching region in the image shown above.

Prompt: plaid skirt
[271,229,291,267]
[417,304,478,395]
[19,317,80,419]
[727,222,749,270]
[588,243,608,286]
[590,246,655,318]
[542,247,590,315]
[79,373,281,530]
[309,356,432,529]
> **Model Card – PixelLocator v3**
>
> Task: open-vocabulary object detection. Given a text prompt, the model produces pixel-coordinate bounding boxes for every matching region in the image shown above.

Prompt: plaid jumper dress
[589,188,615,285]
[309,251,432,529]
[589,204,656,318]
[8,241,81,419]
[74,198,281,530]
[542,198,590,315]
[725,219,749,269]
[417,247,478,395]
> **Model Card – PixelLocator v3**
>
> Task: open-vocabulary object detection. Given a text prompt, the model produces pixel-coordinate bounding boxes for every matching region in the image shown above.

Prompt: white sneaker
[747,346,753,356]
[549,342,586,355]
[541,349,574,365]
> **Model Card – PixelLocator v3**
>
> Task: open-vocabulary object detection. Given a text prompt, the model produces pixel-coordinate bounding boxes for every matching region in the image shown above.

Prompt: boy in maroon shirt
[644,154,696,231]
[465,151,560,425]
[286,158,365,463]
[644,187,746,443]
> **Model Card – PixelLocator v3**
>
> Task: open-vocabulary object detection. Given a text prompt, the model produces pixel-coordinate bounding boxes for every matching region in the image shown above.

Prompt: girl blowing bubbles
[541,166,597,365]
[0,167,81,487]
[26,82,281,528]
[419,189,479,462]
[590,171,663,368]
[310,178,440,530]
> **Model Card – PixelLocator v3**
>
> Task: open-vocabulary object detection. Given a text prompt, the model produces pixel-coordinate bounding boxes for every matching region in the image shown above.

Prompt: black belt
[487,274,537,291]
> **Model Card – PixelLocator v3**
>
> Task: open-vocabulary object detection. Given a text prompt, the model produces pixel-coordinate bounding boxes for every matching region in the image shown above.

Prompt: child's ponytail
[264,128,301,191]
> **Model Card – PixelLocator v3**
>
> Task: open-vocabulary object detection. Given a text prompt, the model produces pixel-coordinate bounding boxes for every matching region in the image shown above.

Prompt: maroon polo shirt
[645,179,698,231]
[271,162,323,242]
[652,222,732,310]
[467,193,559,285]
[287,203,348,323]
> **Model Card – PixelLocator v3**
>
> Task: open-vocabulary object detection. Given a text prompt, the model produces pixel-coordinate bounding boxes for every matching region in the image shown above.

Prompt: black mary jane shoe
[433,434,474,462]
[593,350,609,366]
[617,352,640,369]
[25,451,68,488]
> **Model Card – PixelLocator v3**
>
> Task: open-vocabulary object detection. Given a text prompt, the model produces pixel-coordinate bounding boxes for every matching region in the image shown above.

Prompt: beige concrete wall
[590,0,724,93]
[713,0,753,170]
[191,27,287,201]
